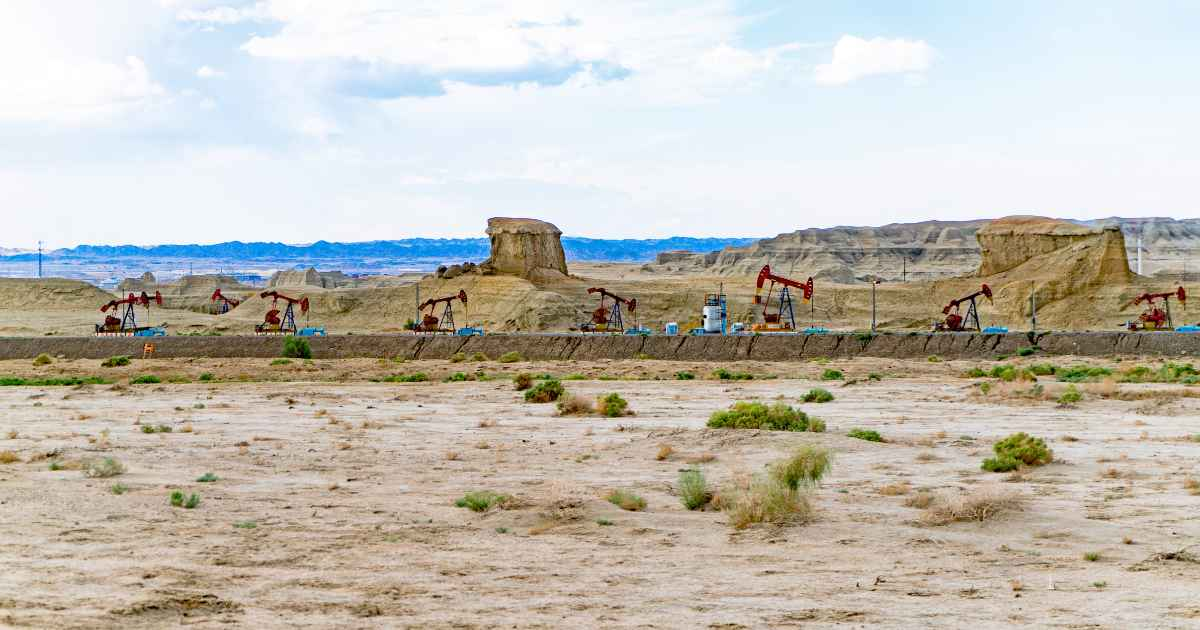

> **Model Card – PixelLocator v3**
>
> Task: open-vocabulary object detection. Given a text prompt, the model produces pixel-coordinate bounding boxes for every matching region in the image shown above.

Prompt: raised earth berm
[5,332,1200,361]
[479,218,569,279]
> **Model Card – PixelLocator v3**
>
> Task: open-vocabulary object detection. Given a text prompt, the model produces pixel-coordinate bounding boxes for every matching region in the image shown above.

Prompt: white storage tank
[702,305,723,333]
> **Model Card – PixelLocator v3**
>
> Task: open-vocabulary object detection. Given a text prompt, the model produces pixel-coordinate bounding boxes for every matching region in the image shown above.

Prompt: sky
[2,0,1198,248]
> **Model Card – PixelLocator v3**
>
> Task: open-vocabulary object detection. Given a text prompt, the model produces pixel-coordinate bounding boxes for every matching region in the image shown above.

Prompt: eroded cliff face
[480,218,569,279]
[975,216,1098,276]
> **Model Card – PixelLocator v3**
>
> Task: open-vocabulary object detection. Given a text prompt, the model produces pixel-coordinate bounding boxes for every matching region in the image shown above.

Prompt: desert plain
[1,355,1198,628]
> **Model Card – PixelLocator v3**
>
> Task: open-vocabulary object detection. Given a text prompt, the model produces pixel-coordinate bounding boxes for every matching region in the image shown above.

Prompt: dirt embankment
[3,331,1200,361]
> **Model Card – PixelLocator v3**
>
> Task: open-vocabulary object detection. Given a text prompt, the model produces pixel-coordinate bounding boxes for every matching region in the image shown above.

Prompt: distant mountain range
[0,237,759,264]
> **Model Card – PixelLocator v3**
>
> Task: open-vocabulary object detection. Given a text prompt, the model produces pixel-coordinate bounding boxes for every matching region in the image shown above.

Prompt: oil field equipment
[1125,287,1186,330]
[690,287,729,335]
[752,265,813,332]
[256,291,324,336]
[581,287,637,333]
[934,284,992,332]
[209,288,241,315]
[417,289,468,334]
[95,291,166,336]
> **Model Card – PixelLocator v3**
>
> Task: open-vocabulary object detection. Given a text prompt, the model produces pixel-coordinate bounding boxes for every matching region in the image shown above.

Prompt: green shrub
[713,368,753,380]
[170,491,184,507]
[445,372,469,382]
[707,402,811,431]
[1028,363,1056,376]
[233,521,257,529]
[801,388,834,403]
[0,376,110,387]
[1057,365,1113,383]
[927,355,942,363]
[867,372,883,381]
[807,417,827,433]
[820,369,843,381]
[513,373,533,390]
[196,472,218,482]
[271,358,292,366]
[678,468,710,510]
[564,373,586,380]
[675,371,695,380]
[377,372,428,383]
[1057,384,1083,405]
[141,424,173,434]
[598,393,630,417]
[184,493,201,509]
[101,355,131,368]
[606,489,646,511]
[722,475,811,529]
[449,352,466,363]
[110,483,129,495]
[847,428,883,442]
[455,490,511,512]
[83,457,126,478]
[524,379,565,403]
[1016,346,1037,357]
[497,351,523,363]
[32,353,52,366]
[198,372,215,382]
[770,445,832,490]
[469,352,489,362]
[991,432,1052,466]
[169,491,200,508]
[964,367,987,378]
[129,375,161,385]
[282,337,312,359]
[981,454,1021,472]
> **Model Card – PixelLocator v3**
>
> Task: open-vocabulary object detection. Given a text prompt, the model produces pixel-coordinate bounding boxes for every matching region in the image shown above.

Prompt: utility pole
[870,280,878,333]
[414,283,420,331]
[1030,289,1037,335]
[902,258,906,283]
[37,241,42,278]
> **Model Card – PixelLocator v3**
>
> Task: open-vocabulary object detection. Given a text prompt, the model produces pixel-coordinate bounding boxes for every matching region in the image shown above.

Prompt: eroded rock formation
[479,218,569,279]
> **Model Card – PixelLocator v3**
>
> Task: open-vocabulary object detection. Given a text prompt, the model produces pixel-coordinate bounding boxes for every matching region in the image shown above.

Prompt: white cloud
[0,55,165,123]
[299,115,340,140]
[196,65,226,78]
[814,35,934,85]
[176,2,271,24]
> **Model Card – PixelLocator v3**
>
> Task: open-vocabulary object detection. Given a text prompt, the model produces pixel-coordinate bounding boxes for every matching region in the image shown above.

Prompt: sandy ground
[1,358,1200,628]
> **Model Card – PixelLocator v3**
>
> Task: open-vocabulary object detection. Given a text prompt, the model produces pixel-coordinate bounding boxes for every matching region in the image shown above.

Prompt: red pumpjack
[934,284,992,332]
[1126,287,1186,330]
[96,291,163,335]
[417,290,467,333]
[210,288,241,315]
[581,287,636,333]
[256,291,309,335]
[752,265,813,332]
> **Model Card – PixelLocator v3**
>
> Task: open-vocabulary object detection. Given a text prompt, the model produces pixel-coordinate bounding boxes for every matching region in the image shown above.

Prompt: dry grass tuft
[903,492,935,509]
[920,486,1024,526]
[5,429,16,440]
[685,452,717,464]
[915,452,940,463]
[478,418,497,428]
[556,395,595,416]
[180,422,194,433]
[1010,579,1024,592]
[655,444,674,461]
[444,451,460,461]
[0,450,21,464]
[722,476,812,529]
[878,481,911,496]
[1185,477,1200,495]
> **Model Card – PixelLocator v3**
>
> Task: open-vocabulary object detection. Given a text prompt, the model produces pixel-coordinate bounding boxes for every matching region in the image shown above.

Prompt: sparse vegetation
[513,373,534,390]
[83,457,126,478]
[597,393,630,417]
[1057,364,1113,383]
[0,450,21,464]
[847,428,883,442]
[1057,384,1083,405]
[981,455,1021,472]
[904,492,935,509]
[655,444,673,461]
[271,358,292,366]
[707,402,814,432]
[713,367,753,380]
[497,351,522,363]
[469,352,489,362]
[1083,551,1101,562]
[801,388,835,403]
[1016,346,1037,357]
[170,491,200,509]
[820,368,843,381]
[606,489,646,511]
[675,371,695,380]
[927,355,942,363]
[449,352,466,363]
[32,353,52,366]
[556,395,595,416]
[129,375,162,384]
[196,472,218,482]
[596,518,614,526]
[455,490,511,512]
[985,432,1053,472]
[198,372,215,382]
[140,424,173,434]
[377,372,429,383]
[282,337,312,359]
[769,445,832,490]
[234,521,257,529]
[524,379,565,403]
[0,376,110,387]
[721,475,812,529]
[110,483,129,495]
[445,372,469,382]
[678,468,710,510]
[101,355,131,368]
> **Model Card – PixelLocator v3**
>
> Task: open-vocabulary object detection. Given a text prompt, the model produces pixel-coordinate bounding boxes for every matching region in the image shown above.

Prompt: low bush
[469,352,489,362]
[141,424,173,433]
[770,445,832,490]
[497,351,523,363]
[445,372,469,382]
[198,373,215,382]
[981,454,1021,472]
[101,355,131,368]
[271,358,291,366]
[556,395,595,416]
[0,376,110,387]
[130,375,161,385]
[513,373,534,390]
[196,472,218,482]
[1016,346,1037,357]
[0,451,20,464]
[454,490,511,512]
[597,393,630,417]
[920,486,1024,525]
[1057,384,1083,405]
[83,457,126,478]
[377,372,428,383]
[820,369,843,381]
[992,432,1053,466]
[965,367,987,378]
[1056,365,1113,383]
[32,353,52,366]
[170,491,201,509]
[713,368,753,380]
[675,371,695,380]
[707,402,812,431]
[807,417,827,433]
[282,337,312,359]
[678,468,710,510]
[721,476,811,529]
[1028,363,1057,376]
[524,379,565,403]
[606,489,646,511]
[449,352,466,363]
[110,483,129,495]
[801,388,834,403]
[847,428,883,442]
